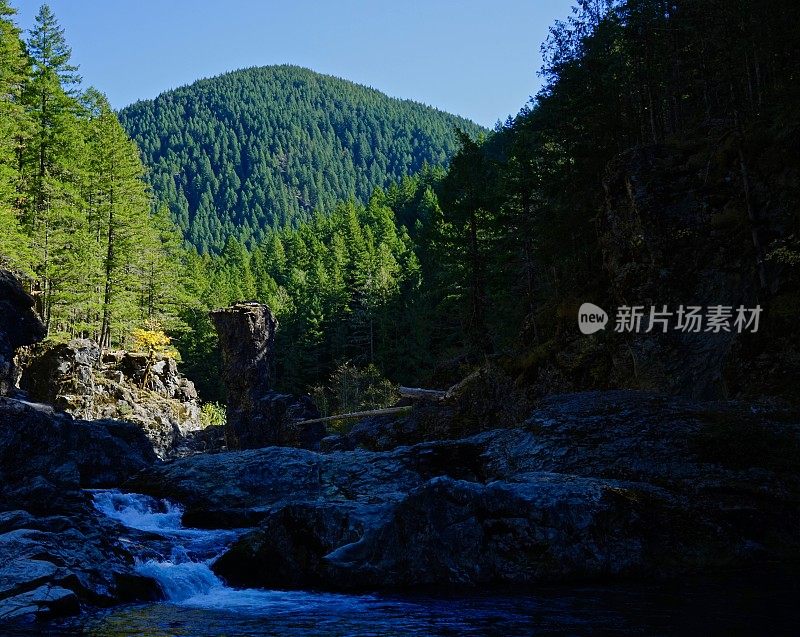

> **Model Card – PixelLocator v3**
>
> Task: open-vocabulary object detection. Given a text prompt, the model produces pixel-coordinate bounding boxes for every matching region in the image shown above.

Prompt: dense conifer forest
[2,0,798,407]
[118,66,485,253]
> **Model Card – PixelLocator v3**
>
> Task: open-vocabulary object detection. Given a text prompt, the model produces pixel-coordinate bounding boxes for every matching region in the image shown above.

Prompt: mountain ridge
[122,64,479,123]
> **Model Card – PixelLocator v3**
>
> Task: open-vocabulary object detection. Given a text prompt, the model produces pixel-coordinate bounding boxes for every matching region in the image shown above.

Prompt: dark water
[7,491,797,636]
[16,576,800,636]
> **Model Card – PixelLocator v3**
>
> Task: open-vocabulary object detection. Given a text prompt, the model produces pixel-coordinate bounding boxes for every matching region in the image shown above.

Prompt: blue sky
[14,0,574,128]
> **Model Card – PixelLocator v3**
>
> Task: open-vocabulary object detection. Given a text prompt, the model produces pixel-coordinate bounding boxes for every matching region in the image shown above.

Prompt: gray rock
[213,501,378,588]
[209,303,323,450]
[0,585,78,621]
[19,339,203,459]
[0,559,58,597]
[19,339,100,415]
[128,442,429,526]
[0,397,162,623]
[130,391,800,590]
[323,474,684,587]
[0,397,157,489]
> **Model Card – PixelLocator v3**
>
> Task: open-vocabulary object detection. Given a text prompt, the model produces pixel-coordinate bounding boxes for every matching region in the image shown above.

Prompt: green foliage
[0,3,193,350]
[184,194,426,394]
[419,0,800,365]
[200,402,226,428]
[118,65,485,254]
[311,362,399,430]
[0,1,32,273]
[330,362,399,414]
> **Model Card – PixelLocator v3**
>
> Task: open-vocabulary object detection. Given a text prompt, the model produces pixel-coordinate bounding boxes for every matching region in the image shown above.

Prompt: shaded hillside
[401,0,800,405]
[119,65,485,253]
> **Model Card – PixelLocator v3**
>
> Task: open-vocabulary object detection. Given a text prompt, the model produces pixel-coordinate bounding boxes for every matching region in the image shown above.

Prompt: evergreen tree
[0,1,32,272]
[21,3,83,326]
[83,92,151,347]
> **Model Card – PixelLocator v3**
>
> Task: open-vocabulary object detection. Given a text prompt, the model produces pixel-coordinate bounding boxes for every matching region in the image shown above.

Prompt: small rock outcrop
[19,339,202,458]
[0,271,45,396]
[210,303,323,450]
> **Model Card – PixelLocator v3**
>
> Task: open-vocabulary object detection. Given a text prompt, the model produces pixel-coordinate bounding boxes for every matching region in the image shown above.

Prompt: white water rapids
[90,490,369,613]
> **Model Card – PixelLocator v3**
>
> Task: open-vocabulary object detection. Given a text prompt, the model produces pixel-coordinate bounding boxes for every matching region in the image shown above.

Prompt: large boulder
[18,339,100,415]
[320,475,687,588]
[127,441,433,527]
[0,271,45,396]
[129,391,800,591]
[209,303,323,450]
[19,339,202,459]
[0,397,156,492]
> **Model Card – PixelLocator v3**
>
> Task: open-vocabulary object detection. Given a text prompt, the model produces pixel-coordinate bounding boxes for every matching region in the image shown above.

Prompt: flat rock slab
[0,559,58,597]
[0,585,78,621]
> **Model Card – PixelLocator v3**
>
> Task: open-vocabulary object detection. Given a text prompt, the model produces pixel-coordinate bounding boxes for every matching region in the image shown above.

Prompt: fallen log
[296,405,412,426]
[398,386,447,401]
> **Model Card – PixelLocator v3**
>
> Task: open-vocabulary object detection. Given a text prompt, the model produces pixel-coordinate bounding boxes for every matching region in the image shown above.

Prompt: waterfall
[91,490,375,612]
[92,490,239,603]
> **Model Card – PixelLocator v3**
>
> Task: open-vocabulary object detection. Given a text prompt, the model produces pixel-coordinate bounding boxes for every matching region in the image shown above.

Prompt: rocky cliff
[505,125,800,407]
[0,271,45,396]
[599,129,800,400]
[18,339,203,458]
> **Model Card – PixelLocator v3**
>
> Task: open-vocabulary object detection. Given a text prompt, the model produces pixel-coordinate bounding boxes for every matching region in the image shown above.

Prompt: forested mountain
[118,66,485,253]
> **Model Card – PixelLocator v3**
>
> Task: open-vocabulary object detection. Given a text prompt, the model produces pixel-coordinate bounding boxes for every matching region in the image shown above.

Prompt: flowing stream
[13,490,794,636]
[91,490,248,606]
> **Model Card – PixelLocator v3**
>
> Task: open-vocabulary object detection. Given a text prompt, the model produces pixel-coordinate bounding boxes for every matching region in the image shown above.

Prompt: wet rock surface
[129,391,800,591]
[209,303,323,450]
[0,398,161,622]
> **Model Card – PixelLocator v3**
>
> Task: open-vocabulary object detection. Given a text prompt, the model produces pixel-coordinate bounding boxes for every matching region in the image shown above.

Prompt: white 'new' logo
[578,303,608,335]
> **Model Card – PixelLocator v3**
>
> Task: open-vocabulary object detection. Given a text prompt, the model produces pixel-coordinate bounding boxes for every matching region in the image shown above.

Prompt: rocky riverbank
[1,274,798,624]
[17,338,207,459]
[129,391,800,590]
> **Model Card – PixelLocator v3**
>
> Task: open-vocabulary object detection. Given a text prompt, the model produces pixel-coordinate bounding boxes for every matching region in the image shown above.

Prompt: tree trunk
[100,179,115,349]
[467,210,488,353]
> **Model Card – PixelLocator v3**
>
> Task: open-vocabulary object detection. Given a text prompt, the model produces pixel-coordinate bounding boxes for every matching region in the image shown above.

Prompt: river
[8,490,795,636]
